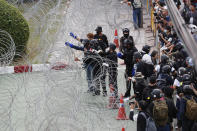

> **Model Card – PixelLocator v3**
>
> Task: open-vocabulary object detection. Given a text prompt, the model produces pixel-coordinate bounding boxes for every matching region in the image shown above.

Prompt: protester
[65,39,101,94]
[148,89,177,131]
[180,85,197,131]
[129,100,157,131]
[151,50,159,66]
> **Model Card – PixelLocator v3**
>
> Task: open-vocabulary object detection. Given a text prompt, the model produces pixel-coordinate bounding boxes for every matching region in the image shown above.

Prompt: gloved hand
[92,49,102,54]
[96,50,102,54]
[69,32,77,39]
[105,47,110,52]
[117,52,122,58]
[102,63,109,67]
[65,42,74,48]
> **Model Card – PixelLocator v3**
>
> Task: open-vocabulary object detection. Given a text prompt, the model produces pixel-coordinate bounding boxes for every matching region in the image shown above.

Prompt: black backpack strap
[140,112,147,120]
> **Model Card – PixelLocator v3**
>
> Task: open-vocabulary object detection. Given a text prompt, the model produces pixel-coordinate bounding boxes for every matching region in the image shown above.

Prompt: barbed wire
[0,0,142,130]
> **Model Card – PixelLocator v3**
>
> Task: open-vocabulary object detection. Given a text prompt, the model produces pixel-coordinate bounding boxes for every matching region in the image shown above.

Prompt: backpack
[140,112,157,131]
[156,74,167,87]
[153,100,168,126]
[133,0,142,8]
[192,122,197,131]
[183,96,197,121]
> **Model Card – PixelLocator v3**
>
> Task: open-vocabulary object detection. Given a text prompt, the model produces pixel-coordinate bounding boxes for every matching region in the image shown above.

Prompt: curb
[0,62,68,75]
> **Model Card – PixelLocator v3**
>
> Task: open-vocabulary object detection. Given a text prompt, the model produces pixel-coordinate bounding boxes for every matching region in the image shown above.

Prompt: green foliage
[0,0,29,58]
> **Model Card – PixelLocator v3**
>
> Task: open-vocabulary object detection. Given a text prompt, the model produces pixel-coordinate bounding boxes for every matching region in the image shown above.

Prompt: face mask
[124,33,129,38]
[96,31,101,34]
[164,29,167,33]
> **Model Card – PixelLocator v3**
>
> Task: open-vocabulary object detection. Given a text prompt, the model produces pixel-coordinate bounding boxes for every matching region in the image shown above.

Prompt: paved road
[48,0,144,64]
[0,69,136,131]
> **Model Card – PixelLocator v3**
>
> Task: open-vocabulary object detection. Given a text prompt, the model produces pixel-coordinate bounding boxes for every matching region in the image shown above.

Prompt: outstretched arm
[65,42,84,51]
[69,32,82,42]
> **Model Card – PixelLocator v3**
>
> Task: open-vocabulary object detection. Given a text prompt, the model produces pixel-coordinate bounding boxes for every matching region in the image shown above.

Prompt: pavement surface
[0,69,137,131]
[0,0,155,130]
[48,0,154,64]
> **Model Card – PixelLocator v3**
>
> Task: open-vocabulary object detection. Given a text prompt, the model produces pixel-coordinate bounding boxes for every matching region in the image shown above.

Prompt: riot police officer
[119,28,134,53]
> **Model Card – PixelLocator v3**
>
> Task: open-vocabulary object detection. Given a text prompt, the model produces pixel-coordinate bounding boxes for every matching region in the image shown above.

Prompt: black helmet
[161,54,169,64]
[149,75,157,84]
[182,74,191,83]
[151,89,162,99]
[182,85,193,95]
[95,26,102,32]
[186,57,194,67]
[122,28,130,33]
[142,45,151,54]
[162,86,174,98]
[109,43,116,51]
[123,39,133,47]
[162,65,171,74]
[122,28,130,38]
[178,67,186,76]
[133,52,142,60]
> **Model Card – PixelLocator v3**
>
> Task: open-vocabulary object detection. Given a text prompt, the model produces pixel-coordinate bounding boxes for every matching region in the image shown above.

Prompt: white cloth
[155,65,160,73]
[133,114,138,122]
[160,46,167,51]
[168,37,172,42]
[190,17,194,24]
[142,54,153,65]
[173,79,180,87]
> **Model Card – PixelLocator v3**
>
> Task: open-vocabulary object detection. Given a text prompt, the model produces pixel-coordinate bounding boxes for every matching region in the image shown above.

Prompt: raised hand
[65,42,73,48]
[69,32,77,39]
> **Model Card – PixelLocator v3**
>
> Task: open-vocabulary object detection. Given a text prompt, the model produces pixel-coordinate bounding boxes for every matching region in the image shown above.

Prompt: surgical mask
[164,29,167,33]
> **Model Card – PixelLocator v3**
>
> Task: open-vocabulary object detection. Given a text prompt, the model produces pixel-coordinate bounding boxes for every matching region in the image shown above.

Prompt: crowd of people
[64,0,197,131]
[128,0,197,131]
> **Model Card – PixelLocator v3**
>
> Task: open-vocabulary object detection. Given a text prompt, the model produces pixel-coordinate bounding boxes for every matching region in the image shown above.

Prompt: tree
[0,0,29,60]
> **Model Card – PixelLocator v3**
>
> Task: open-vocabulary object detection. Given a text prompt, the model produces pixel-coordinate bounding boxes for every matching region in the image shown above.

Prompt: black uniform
[120,36,134,53]
[93,33,109,94]
[93,34,108,53]
[121,47,138,97]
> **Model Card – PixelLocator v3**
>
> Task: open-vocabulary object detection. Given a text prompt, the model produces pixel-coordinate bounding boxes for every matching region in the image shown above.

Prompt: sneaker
[95,90,101,96]
[103,91,107,97]
[92,91,96,96]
